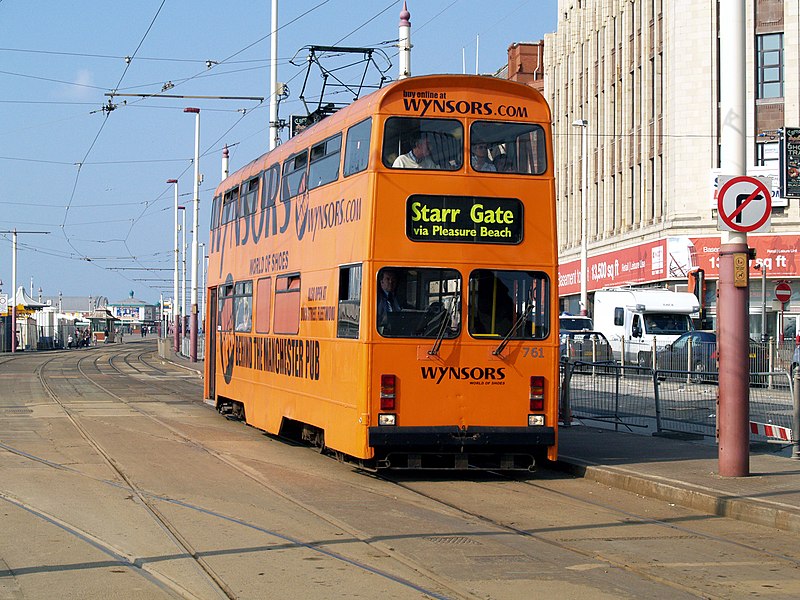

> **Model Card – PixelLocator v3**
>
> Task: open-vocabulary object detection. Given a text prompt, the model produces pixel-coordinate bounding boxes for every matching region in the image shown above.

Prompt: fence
[561,359,798,447]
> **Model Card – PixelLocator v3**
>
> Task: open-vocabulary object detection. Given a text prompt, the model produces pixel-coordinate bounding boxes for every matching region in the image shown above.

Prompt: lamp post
[184,107,200,363]
[572,119,589,316]
[179,205,186,347]
[199,242,206,334]
[755,263,768,343]
[167,178,180,353]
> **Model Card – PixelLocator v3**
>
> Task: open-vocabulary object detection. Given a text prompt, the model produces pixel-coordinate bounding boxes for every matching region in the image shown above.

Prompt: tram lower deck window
[377,267,461,338]
[468,270,549,340]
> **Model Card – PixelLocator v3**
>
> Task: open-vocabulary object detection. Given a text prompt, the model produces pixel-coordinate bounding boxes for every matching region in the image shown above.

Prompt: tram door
[207,287,217,400]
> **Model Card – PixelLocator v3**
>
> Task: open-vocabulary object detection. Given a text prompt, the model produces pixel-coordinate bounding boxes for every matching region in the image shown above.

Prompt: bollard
[793,367,800,460]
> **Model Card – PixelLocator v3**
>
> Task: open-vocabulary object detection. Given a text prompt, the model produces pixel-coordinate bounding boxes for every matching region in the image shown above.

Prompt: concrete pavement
[157,340,800,534]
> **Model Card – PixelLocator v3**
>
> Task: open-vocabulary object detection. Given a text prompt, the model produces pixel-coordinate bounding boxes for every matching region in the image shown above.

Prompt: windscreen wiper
[428,300,457,356]
[493,303,534,356]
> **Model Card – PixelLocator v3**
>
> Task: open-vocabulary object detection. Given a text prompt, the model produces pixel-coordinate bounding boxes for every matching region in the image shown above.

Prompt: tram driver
[377,269,403,326]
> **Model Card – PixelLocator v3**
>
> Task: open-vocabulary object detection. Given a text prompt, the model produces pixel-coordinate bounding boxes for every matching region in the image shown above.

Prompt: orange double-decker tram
[205,74,558,470]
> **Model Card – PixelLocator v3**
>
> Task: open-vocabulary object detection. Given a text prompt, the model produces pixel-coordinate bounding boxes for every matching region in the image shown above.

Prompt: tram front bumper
[368,425,555,470]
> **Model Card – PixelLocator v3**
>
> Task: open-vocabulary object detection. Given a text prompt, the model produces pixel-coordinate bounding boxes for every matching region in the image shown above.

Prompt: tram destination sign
[406,195,523,244]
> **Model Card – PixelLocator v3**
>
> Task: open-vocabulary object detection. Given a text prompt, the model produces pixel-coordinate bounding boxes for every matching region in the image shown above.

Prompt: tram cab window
[234,281,253,333]
[469,121,547,175]
[468,270,549,339]
[337,264,362,339]
[382,117,462,171]
[344,118,372,176]
[377,267,461,338]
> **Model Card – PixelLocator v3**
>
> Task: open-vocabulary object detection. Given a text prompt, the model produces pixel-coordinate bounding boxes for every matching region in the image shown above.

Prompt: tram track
[34,352,236,600]
[374,470,800,598]
[7,347,798,598]
[15,349,462,599]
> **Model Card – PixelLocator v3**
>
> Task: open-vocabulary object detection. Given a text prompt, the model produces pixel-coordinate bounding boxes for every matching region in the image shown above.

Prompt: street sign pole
[718,0,749,478]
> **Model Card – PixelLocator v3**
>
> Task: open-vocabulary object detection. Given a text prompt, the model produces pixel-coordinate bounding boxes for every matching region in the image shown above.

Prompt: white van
[592,287,699,366]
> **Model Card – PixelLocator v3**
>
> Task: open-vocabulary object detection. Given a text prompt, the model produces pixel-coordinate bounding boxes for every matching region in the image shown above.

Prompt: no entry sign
[776,282,791,304]
[717,175,772,233]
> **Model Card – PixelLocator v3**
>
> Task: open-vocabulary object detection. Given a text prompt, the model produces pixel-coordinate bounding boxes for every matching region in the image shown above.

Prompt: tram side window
[240,176,259,217]
[210,195,221,230]
[469,121,547,175]
[218,283,235,333]
[343,118,372,176]
[221,186,239,224]
[337,264,362,339]
[377,267,461,339]
[282,151,308,200]
[468,269,549,340]
[234,281,253,332]
[255,277,272,334]
[382,117,463,171]
[260,164,281,210]
[274,274,301,335]
[308,133,341,190]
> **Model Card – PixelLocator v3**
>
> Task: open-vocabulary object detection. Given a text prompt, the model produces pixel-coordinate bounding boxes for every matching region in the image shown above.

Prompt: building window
[756,141,779,168]
[756,33,783,99]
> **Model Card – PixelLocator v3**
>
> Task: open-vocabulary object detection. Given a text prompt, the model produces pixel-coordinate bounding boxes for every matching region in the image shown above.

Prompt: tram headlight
[378,413,397,426]
[528,414,545,427]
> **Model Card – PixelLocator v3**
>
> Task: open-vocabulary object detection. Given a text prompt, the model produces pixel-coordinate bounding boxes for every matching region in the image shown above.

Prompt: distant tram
[204,74,558,470]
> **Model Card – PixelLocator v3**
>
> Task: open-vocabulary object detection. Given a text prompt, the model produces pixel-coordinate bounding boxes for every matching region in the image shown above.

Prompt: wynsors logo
[420,366,506,384]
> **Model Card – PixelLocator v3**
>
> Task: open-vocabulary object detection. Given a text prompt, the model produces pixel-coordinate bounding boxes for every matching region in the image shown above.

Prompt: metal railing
[560,357,799,453]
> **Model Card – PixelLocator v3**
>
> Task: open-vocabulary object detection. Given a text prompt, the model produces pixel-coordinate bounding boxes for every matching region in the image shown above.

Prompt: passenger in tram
[493,152,515,173]
[392,134,438,169]
[470,141,496,172]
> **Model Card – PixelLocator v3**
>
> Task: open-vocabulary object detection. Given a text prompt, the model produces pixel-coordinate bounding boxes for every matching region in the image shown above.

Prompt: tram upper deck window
[241,177,259,217]
[382,117,462,171]
[210,195,221,230]
[377,267,461,338]
[282,150,308,200]
[469,122,547,175]
[221,186,239,224]
[308,133,341,190]
[468,269,549,340]
[344,118,371,176]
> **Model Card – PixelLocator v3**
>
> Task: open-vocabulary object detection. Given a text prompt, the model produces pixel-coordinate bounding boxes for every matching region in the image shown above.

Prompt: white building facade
[544,0,800,340]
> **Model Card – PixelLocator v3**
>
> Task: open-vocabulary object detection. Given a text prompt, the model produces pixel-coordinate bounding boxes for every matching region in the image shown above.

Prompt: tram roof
[218,74,549,193]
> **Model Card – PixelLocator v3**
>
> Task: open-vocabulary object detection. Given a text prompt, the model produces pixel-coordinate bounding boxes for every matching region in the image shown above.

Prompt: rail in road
[1,341,799,598]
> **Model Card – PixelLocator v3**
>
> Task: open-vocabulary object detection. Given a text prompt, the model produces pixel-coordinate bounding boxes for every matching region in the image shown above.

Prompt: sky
[0,0,557,305]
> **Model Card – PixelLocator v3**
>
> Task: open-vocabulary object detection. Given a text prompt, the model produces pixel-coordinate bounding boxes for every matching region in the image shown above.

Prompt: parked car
[656,330,767,383]
[559,314,594,333]
[560,330,614,364]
